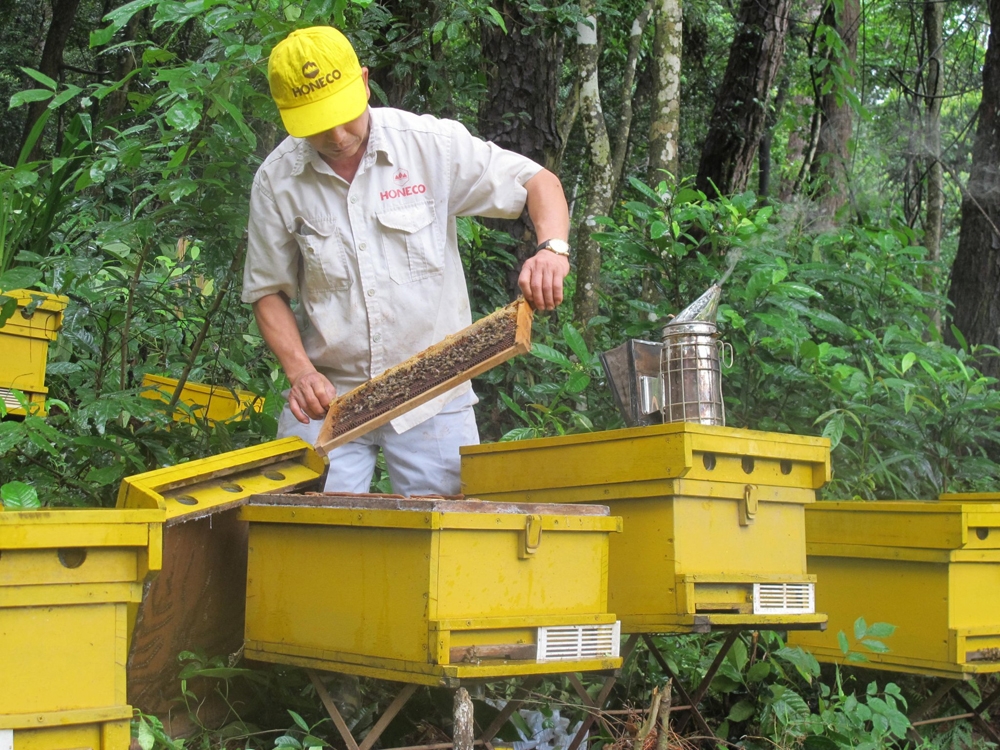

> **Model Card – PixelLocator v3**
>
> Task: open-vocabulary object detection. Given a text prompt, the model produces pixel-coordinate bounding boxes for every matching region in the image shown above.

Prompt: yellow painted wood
[790,500,1000,677]
[117,437,327,522]
[245,641,620,687]
[0,291,68,418]
[462,425,828,634]
[0,509,161,732]
[0,707,131,731]
[243,498,621,684]
[140,374,263,425]
[9,718,130,750]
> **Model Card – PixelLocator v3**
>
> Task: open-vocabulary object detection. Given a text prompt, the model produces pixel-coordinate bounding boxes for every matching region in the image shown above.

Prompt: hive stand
[906,680,1000,745]
[306,671,614,750]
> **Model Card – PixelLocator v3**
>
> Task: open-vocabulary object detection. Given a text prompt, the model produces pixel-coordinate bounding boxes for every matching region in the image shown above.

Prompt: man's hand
[519,250,570,310]
[288,369,337,423]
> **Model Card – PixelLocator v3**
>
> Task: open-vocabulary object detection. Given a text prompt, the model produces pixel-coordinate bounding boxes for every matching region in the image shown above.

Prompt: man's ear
[361,67,371,101]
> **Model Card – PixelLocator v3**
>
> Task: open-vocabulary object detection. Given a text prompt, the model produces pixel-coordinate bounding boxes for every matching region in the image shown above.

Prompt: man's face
[305,68,371,164]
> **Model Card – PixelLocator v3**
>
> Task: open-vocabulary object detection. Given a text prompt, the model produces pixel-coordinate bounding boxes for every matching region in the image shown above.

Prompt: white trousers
[276,390,480,496]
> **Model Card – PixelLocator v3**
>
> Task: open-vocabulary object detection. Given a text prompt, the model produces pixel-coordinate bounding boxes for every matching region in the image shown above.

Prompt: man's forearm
[525,169,570,245]
[252,293,316,385]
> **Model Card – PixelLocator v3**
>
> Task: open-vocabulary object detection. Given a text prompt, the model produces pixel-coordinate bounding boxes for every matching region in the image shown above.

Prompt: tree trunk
[695,0,792,196]
[947,0,1000,375]
[478,1,562,298]
[571,2,651,331]
[571,6,613,331]
[812,0,859,218]
[20,0,83,160]
[647,0,682,183]
[923,0,944,331]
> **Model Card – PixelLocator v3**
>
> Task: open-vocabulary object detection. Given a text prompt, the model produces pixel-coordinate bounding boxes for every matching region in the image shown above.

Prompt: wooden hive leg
[478,675,544,748]
[454,688,475,750]
[309,671,419,750]
[641,633,718,740]
[907,679,961,744]
[948,681,1000,745]
[566,633,642,750]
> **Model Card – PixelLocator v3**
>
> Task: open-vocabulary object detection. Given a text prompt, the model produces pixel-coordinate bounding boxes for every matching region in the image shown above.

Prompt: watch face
[542,239,570,256]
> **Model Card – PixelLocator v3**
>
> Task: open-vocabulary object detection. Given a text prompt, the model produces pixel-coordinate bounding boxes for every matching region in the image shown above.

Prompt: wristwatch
[536,239,570,257]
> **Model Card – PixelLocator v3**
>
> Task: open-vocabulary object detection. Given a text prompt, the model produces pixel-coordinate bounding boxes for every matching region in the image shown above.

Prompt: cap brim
[278,74,369,138]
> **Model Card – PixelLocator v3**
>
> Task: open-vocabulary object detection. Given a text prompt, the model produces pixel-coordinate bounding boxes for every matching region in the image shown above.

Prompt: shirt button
[367,289,376,297]
[350,196,358,204]
[359,242,367,251]
[373,333,382,343]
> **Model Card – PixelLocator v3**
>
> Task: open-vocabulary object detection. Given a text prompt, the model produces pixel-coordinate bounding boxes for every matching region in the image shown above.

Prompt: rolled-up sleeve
[446,120,543,219]
[242,174,300,304]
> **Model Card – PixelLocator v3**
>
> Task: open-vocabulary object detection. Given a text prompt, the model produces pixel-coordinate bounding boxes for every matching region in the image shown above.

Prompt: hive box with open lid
[117,438,327,732]
[789,498,1000,677]
[0,507,163,750]
[0,290,69,417]
[241,495,623,686]
[461,423,830,633]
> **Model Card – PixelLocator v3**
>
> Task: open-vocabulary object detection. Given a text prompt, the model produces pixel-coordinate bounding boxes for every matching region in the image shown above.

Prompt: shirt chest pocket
[294,219,352,294]
[376,200,441,284]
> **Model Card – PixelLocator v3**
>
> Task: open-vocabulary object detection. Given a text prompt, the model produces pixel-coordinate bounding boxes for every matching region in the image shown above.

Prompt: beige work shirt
[242,107,543,432]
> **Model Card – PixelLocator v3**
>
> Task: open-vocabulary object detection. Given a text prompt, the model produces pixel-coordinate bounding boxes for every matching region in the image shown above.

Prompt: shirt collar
[290,108,395,177]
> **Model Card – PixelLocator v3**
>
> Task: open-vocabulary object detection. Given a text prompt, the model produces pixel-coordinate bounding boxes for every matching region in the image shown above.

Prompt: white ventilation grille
[537,622,621,662]
[0,388,19,411]
[753,583,815,615]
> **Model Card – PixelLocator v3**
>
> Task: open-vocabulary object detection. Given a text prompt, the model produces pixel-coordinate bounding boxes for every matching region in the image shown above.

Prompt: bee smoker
[600,284,731,427]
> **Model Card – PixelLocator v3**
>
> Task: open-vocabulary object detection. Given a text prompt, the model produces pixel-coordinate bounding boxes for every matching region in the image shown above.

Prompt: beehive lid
[142,373,253,400]
[0,507,163,549]
[805,499,1000,556]
[461,423,830,500]
[1,289,69,314]
[242,493,619,532]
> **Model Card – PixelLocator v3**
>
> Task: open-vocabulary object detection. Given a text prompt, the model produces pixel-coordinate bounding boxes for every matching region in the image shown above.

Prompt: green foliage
[585,182,1000,498]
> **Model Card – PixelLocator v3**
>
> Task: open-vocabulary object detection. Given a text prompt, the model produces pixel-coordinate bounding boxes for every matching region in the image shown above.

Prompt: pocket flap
[294,218,336,238]
[376,201,436,233]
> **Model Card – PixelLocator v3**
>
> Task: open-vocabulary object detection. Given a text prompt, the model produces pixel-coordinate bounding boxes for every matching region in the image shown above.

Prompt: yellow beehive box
[0,507,163,750]
[117,438,327,729]
[242,495,623,686]
[790,500,1000,678]
[0,290,68,417]
[140,373,262,424]
[461,423,830,634]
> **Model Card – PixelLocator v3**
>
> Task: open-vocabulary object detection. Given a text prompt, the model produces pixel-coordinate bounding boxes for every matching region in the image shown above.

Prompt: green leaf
[803,736,839,750]
[486,6,507,32]
[727,699,755,723]
[288,710,310,733]
[562,323,590,363]
[837,630,850,655]
[866,622,896,638]
[91,0,158,47]
[137,718,157,750]
[9,89,54,108]
[166,100,201,132]
[566,371,591,394]
[19,67,57,90]
[86,465,125,486]
[901,352,916,374]
[531,343,573,368]
[0,267,43,292]
[861,638,890,653]
[1,480,40,509]
[747,660,770,683]
[854,616,868,640]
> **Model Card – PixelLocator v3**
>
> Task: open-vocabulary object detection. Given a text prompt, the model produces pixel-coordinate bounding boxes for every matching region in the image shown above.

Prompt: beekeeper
[242,26,570,495]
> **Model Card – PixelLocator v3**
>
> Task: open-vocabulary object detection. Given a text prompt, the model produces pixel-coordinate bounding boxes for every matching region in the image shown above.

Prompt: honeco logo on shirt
[381,169,427,200]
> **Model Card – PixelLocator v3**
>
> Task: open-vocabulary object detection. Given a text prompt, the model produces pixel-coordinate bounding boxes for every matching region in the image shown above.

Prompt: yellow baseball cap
[268,27,368,138]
